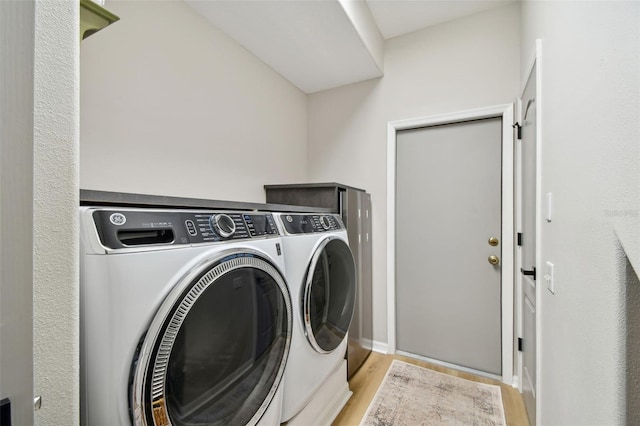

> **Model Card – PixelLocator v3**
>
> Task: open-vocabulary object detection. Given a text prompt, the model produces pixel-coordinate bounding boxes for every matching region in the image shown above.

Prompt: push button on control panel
[185,220,197,236]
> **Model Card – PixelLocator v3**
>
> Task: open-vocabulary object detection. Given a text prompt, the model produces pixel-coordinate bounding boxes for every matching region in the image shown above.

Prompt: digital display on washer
[243,214,277,237]
[281,215,314,234]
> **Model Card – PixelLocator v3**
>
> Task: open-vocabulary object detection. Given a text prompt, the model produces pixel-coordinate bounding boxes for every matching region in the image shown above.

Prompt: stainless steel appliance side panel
[361,193,373,350]
[345,189,372,378]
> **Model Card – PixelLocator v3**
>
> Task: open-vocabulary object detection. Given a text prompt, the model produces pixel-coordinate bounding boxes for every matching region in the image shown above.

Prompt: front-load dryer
[80,207,291,426]
[273,213,357,424]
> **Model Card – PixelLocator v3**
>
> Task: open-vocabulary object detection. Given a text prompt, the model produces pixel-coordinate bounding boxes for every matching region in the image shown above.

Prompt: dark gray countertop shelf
[264,182,365,192]
[80,189,332,213]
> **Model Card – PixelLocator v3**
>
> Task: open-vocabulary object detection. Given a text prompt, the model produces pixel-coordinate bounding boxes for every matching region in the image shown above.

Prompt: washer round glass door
[131,252,291,426]
[303,237,356,353]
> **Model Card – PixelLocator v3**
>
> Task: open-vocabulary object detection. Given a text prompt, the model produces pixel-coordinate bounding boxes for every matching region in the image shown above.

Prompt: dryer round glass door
[303,237,356,353]
[131,252,291,426]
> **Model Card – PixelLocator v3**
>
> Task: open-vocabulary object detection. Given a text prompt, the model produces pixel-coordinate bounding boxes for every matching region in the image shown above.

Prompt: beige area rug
[360,360,506,426]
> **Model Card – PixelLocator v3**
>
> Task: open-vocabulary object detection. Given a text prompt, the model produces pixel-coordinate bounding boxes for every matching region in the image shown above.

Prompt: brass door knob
[488,237,499,246]
[488,255,500,265]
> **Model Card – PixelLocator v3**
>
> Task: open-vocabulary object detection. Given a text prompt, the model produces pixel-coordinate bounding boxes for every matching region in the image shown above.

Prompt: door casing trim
[386,104,515,386]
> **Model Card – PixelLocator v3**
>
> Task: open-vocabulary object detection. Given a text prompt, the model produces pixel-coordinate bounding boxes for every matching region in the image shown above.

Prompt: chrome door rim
[302,237,356,354]
[131,249,291,426]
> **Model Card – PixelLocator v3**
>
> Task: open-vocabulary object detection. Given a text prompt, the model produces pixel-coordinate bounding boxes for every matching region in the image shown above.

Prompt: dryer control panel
[280,214,343,235]
[92,209,279,249]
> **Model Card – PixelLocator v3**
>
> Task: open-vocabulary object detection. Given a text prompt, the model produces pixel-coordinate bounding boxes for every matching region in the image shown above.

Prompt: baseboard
[395,350,503,382]
[511,374,519,389]
[372,340,389,354]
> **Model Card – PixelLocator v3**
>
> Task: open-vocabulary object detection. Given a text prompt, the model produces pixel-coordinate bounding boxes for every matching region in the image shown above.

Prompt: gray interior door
[1,1,35,424]
[396,117,503,376]
[520,64,538,426]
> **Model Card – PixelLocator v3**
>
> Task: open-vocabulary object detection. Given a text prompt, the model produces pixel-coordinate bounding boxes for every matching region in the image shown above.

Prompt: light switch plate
[545,261,555,294]
[546,192,553,222]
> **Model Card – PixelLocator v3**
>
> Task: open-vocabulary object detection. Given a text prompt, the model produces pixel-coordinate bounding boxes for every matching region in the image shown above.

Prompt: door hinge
[34,396,42,411]
[521,266,537,281]
[517,232,522,246]
[513,122,522,140]
[518,337,523,352]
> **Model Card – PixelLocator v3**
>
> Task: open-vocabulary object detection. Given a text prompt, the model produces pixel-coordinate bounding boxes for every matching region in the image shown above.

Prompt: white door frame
[386,104,515,385]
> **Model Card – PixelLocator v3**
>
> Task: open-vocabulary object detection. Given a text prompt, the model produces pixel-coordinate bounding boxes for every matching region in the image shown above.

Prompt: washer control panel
[186,212,278,243]
[280,214,342,235]
[187,212,249,242]
[92,209,278,249]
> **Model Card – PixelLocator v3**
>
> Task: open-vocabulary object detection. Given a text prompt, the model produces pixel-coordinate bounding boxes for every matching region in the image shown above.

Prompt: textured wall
[307,4,521,345]
[521,2,640,424]
[80,0,307,203]
[33,1,80,425]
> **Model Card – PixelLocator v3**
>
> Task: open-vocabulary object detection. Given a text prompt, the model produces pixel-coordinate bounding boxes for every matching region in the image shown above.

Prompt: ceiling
[366,0,514,40]
[185,0,514,94]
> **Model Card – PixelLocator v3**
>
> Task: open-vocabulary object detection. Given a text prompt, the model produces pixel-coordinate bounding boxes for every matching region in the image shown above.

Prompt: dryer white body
[273,213,357,423]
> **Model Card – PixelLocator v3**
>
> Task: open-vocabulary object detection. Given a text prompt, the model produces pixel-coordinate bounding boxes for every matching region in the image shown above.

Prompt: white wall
[521,2,640,424]
[81,0,307,203]
[307,4,521,345]
[33,1,80,425]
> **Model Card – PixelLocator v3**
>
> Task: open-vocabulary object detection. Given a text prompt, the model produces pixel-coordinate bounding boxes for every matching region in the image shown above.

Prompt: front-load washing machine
[273,213,357,424]
[80,207,292,426]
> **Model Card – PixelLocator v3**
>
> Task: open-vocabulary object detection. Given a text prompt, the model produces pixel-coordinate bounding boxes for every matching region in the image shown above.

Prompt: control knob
[210,214,236,238]
[320,216,332,230]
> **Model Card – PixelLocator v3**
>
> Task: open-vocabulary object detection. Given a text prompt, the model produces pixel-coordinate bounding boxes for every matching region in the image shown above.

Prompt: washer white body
[80,207,291,426]
[273,213,357,422]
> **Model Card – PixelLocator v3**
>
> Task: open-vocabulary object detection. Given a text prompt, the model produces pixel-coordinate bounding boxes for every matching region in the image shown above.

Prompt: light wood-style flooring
[332,352,529,426]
